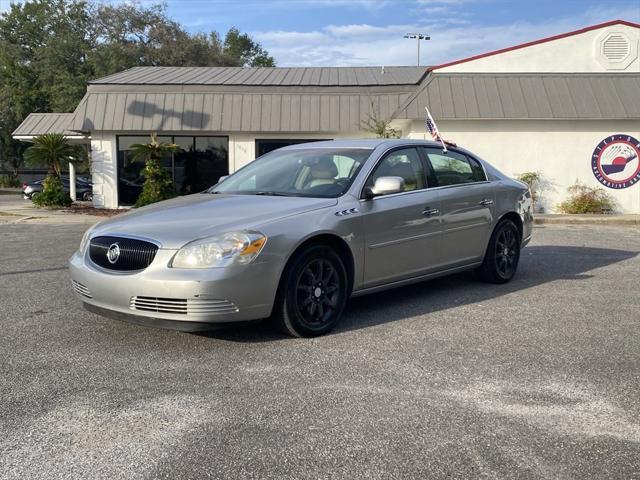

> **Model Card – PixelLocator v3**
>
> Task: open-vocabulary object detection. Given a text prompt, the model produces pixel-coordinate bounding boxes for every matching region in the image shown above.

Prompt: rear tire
[271,245,348,338]
[476,219,521,284]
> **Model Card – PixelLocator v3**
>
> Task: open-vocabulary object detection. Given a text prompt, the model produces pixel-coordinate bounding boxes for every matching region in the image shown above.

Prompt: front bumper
[69,248,281,329]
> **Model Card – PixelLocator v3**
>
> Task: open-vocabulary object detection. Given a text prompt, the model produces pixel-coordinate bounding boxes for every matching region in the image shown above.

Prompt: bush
[130,133,179,207]
[32,175,72,207]
[557,182,614,214]
[134,157,176,207]
[0,174,21,188]
[516,171,541,207]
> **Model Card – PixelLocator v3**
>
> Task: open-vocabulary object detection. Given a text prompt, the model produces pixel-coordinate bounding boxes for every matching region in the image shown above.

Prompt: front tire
[476,219,521,284]
[271,245,348,338]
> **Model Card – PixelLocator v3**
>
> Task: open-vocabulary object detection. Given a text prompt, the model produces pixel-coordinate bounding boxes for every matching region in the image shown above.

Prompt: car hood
[91,193,338,249]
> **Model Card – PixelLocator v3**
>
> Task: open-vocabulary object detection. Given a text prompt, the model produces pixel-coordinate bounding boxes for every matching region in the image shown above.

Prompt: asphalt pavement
[0,223,639,479]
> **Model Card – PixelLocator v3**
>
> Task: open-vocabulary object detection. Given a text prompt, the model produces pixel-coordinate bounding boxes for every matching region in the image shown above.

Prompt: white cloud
[254,7,640,67]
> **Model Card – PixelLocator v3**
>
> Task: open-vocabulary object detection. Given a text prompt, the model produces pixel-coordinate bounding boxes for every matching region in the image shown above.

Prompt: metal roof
[11,113,80,137]
[395,73,640,120]
[35,72,640,137]
[89,66,429,86]
[70,91,412,133]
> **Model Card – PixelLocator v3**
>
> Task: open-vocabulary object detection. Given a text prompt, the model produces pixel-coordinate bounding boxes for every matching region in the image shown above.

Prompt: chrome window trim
[357,179,494,203]
[358,186,440,203]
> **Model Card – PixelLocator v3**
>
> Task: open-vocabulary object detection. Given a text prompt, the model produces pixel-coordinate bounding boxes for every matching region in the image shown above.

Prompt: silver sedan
[69,139,533,337]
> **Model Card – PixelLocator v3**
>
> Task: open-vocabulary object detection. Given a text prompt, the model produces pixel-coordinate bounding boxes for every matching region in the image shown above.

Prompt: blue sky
[2,0,639,66]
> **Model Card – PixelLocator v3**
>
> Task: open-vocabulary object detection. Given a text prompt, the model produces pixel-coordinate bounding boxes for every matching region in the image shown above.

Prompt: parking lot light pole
[403,33,431,66]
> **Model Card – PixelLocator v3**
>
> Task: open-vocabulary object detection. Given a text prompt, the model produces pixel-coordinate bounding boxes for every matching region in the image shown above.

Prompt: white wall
[438,23,639,73]
[407,119,640,213]
[90,123,640,213]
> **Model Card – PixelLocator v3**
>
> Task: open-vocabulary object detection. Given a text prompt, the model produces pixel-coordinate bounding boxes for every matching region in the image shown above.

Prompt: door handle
[479,198,494,206]
[422,207,440,217]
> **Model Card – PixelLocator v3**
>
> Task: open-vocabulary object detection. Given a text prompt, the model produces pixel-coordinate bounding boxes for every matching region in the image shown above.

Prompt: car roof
[280,138,448,151]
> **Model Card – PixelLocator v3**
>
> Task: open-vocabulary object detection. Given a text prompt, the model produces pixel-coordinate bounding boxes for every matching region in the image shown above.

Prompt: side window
[423,148,486,186]
[366,148,425,193]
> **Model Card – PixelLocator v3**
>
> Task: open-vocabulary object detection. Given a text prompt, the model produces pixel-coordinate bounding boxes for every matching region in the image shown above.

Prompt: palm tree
[130,133,180,207]
[23,133,82,207]
[23,133,80,177]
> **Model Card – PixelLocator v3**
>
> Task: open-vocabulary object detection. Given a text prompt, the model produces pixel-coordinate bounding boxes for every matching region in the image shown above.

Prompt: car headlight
[170,231,267,269]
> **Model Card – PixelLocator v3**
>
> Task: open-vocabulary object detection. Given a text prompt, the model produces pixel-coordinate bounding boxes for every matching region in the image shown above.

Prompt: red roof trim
[431,20,640,71]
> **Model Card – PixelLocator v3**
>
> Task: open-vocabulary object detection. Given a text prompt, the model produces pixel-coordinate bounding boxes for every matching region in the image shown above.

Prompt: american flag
[425,107,447,152]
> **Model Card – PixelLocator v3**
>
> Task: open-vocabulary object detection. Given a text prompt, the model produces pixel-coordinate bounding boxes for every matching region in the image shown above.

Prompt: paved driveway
[1,223,639,479]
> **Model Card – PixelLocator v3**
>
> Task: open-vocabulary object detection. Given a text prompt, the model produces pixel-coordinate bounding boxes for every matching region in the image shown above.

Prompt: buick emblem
[106,243,121,264]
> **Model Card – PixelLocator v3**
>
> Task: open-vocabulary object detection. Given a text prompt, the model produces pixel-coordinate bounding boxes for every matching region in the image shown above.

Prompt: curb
[534,217,639,227]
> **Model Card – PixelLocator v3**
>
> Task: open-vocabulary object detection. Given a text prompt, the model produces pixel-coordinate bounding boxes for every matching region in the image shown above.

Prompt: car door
[360,147,443,287]
[422,147,494,266]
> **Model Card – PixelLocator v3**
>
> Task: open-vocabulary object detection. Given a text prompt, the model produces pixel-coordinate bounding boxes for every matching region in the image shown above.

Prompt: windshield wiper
[254,191,290,197]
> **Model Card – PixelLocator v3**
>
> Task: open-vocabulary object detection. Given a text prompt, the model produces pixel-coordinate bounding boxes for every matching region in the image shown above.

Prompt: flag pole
[425,107,447,153]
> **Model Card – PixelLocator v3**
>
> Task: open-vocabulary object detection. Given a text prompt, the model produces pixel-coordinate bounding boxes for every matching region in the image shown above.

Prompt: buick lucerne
[69,140,533,337]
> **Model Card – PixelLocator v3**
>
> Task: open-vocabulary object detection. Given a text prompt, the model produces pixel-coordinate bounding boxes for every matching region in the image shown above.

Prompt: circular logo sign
[106,243,120,264]
[591,134,640,189]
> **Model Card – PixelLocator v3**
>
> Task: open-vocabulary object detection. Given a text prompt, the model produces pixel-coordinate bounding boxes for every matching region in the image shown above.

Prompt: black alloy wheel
[295,258,340,326]
[272,245,348,337]
[495,224,518,278]
[476,219,521,284]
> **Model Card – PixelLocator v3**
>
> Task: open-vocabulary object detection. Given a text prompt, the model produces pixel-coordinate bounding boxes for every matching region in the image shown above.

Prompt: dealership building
[13,20,640,212]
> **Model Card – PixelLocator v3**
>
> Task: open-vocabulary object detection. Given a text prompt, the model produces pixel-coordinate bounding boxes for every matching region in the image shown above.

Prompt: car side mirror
[217,175,228,183]
[364,176,405,199]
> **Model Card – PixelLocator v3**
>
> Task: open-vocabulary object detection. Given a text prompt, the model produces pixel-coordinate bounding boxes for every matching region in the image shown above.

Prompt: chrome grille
[130,296,188,314]
[129,296,238,316]
[72,280,92,299]
[187,299,239,315]
[89,236,158,271]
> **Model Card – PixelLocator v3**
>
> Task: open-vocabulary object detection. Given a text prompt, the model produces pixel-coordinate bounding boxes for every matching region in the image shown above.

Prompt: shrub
[360,100,400,138]
[557,182,615,214]
[135,156,176,207]
[0,174,21,188]
[32,175,72,207]
[516,171,541,208]
[130,133,179,207]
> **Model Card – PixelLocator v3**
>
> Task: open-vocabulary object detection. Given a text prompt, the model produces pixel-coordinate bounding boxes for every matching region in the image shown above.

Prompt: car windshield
[210,148,372,198]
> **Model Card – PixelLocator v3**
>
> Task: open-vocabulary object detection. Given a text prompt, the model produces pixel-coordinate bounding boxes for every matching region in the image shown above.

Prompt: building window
[117,135,229,206]
[255,139,330,157]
